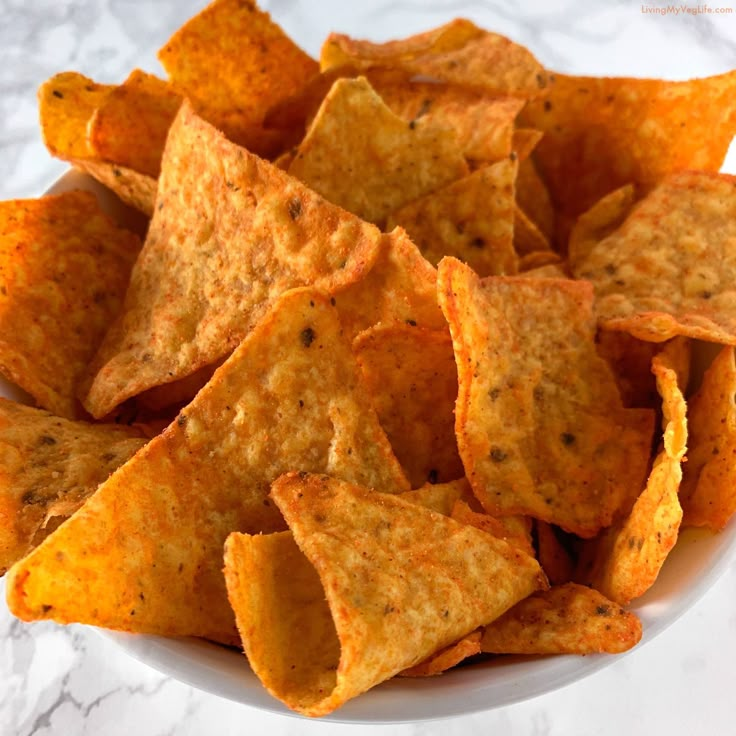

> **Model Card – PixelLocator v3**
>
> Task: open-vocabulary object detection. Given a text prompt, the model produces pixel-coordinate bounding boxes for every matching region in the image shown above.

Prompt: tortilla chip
[568,185,635,266]
[320,19,548,98]
[596,331,660,409]
[400,630,482,677]
[38,72,112,160]
[573,172,736,344]
[288,77,469,226]
[0,191,141,418]
[520,70,736,227]
[6,289,409,643]
[437,258,654,537]
[584,339,688,604]
[0,399,145,575]
[386,159,518,277]
[70,159,157,216]
[516,157,555,243]
[88,69,182,178]
[224,472,545,716]
[513,204,552,257]
[157,0,317,156]
[681,346,736,530]
[399,478,472,516]
[481,583,642,655]
[512,128,543,161]
[535,521,574,586]
[375,81,524,167]
[353,324,463,488]
[82,101,382,419]
[451,500,535,558]
[333,228,445,341]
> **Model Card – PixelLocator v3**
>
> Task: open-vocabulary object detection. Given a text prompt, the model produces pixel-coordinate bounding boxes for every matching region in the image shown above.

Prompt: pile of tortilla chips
[2,0,736,718]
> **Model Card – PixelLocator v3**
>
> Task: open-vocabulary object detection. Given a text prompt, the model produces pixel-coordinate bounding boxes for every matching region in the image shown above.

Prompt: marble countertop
[2,1,736,734]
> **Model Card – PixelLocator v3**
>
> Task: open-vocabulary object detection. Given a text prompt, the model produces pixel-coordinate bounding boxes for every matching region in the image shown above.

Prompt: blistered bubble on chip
[82,101,383,418]
[320,19,548,98]
[0,191,141,418]
[288,77,469,226]
[386,159,518,277]
[6,289,409,644]
[224,471,545,716]
[521,70,736,235]
[437,258,654,537]
[573,172,736,344]
[481,583,642,655]
[88,70,182,178]
[354,324,463,488]
[681,346,736,530]
[158,0,317,156]
[0,399,146,575]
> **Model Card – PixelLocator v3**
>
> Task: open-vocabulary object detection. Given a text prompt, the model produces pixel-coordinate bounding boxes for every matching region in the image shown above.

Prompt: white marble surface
[2,0,736,733]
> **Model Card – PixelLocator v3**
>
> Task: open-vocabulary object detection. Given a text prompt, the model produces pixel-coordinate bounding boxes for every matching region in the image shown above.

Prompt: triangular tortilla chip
[37,72,158,214]
[0,191,141,418]
[399,631,482,677]
[88,69,182,178]
[399,478,472,516]
[572,172,736,344]
[224,472,546,716]
[6,289,409,644]
[0,399,146,575]
[386,159,518,277]
[158,0,317,156]
[333,228,445,340]
[681,346,736,530]
[353,324,463,487]
[481,583,642,655]
[288,77,469,226]
[437,258,654,537]
[320,19,548,98]
[82,101,383,418]
[450,500,534,558]
[520,70,736,231]
[583,339,688,604]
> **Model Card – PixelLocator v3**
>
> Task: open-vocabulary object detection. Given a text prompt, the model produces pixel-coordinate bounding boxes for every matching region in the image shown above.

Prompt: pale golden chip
[437,257,654,537]
[0,191,141,418]
[224,472,545,716]
[158,0,317,156]
[481,583,642,655]
[386,159,518,277]
[572,172,736,344]
[681,346,736,530]
[82,101,383,419]
[354,324,462,488]
[288,77,469,226]
[6,289,409,644]
[320,19,548,98]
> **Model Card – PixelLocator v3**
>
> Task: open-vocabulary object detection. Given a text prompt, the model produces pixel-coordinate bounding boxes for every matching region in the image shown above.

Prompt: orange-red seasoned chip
[400,631,482,677]
[681,346,736,530]
[7,289,409,644]
[82,101,383,419]
[386,159,518,277]
[521,70,736,230]
[88,69,182,178]
[288,77,469,226]
[516,157,555,243]
[158,0,317,156]
[437,258,654,537]
[354,324,463,488]
[320,19,548,98]
[0,191,140,418]
[481,583,642,655]
[572,172,736,344]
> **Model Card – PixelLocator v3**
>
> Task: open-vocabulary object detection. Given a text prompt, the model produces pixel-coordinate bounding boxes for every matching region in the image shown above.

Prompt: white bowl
[2,169,735,724]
